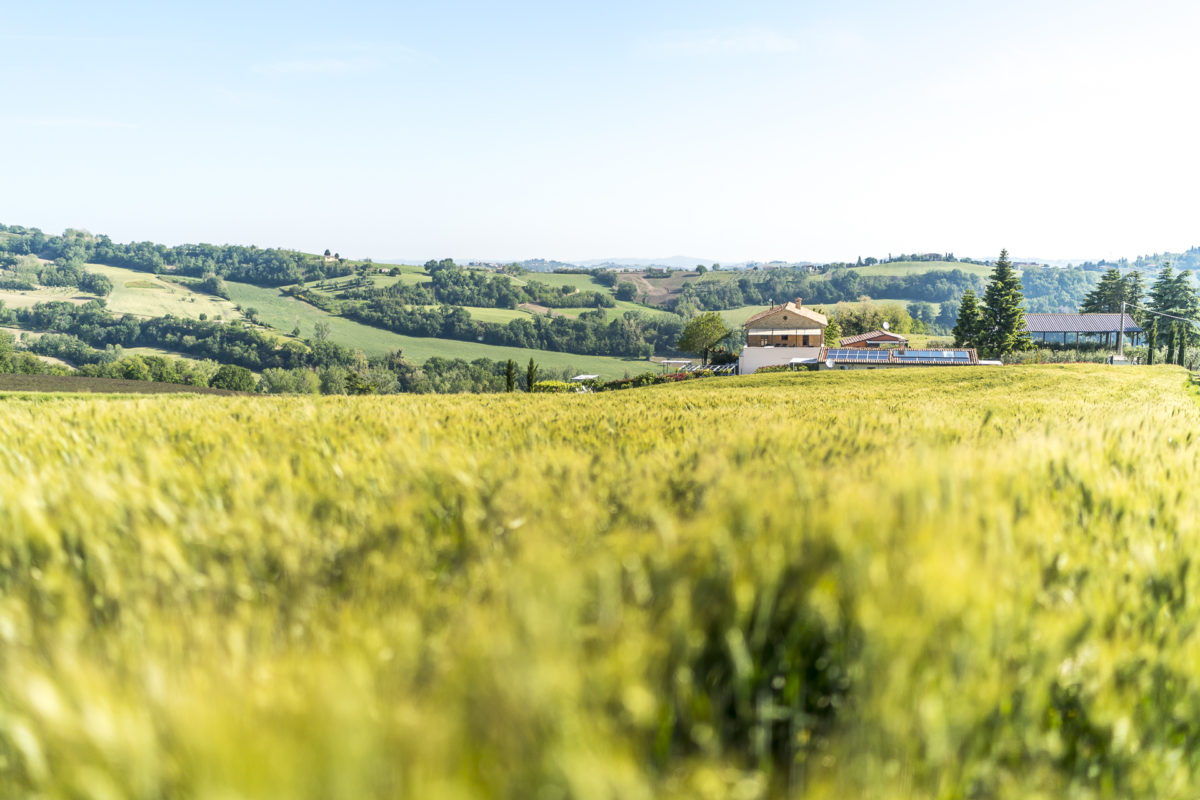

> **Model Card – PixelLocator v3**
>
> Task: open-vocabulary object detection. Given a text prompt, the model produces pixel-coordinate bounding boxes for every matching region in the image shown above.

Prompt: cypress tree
[1180,328,1188,367]
[1147,318,1156,365]
[504,359,517,392]
[525,358,539,392]
[979,249,1034,357]
[1167,323,1176,365]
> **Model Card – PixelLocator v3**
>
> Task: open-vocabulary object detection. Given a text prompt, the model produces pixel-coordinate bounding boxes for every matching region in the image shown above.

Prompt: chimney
[794,297,802,307]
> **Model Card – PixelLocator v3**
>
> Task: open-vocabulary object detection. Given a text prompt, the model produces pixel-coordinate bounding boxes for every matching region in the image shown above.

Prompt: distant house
[839,330,908,349]
[737,298,827,374]
[1023,313,1142,347]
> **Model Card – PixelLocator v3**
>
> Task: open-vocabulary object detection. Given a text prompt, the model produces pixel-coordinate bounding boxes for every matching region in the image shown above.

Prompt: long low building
[1023,313,1142,347]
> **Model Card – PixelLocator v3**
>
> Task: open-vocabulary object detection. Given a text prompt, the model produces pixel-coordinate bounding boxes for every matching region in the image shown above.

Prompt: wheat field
[1,365,1197,798]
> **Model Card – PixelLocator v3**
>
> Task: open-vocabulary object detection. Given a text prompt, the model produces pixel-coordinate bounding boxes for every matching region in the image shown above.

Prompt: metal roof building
[1023,313,1142,346]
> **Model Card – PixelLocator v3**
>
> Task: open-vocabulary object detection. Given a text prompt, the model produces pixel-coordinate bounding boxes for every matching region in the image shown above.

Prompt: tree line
[672,268,986,312]
[0,226,355,286]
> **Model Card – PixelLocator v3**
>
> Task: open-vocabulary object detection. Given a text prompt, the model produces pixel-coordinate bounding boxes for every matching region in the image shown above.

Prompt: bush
[531,380,577,393]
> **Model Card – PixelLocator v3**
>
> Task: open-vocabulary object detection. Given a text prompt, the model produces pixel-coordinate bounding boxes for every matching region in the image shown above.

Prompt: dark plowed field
[0,374,244,395]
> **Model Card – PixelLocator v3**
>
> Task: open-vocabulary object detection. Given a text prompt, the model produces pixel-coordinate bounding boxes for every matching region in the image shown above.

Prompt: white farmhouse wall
[737,346,821,374]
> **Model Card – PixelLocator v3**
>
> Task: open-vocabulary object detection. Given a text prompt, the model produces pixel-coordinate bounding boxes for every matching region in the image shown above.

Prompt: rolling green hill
[223,281,648,379]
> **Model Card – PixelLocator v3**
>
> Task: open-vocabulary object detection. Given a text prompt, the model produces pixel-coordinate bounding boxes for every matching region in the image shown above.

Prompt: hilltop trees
[978,249,1033,357]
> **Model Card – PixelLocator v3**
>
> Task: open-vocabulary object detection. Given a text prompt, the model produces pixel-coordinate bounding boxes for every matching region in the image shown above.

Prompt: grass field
[0,264,244,320]
[1,365,1197,798]
[850,260,998,277]
[509,272,603,291]
[86,264,245,319]
[224,280,647,378]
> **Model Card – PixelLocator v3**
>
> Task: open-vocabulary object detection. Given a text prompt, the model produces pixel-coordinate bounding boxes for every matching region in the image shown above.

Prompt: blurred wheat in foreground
[0,365,1197,799]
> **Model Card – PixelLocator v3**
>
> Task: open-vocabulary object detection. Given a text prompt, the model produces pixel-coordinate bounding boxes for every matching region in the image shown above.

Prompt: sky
[3,0,1200,264]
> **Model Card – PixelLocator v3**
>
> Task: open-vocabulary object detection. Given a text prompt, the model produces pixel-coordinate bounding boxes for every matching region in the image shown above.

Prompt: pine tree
[952,289,985,348]
[1080,268,1125,313]
[979,250,1033,356]
[1150,263,1199,355]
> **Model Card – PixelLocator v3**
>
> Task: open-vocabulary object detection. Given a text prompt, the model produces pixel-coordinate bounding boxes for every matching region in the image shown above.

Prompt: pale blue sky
[4,1,1199,263]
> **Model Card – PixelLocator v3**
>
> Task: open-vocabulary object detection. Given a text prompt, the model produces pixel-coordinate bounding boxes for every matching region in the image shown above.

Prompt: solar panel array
[822,348,975,365]
[824,348,890,363]
[895,349,972,363]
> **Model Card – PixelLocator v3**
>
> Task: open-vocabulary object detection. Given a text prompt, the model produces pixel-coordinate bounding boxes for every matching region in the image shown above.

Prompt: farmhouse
[737,298,827,374]
[839,329,908,348]
[1023,313,1142,347]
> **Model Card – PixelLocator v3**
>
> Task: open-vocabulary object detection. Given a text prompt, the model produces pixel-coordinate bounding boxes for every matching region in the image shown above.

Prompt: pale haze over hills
[3,1,1200,263]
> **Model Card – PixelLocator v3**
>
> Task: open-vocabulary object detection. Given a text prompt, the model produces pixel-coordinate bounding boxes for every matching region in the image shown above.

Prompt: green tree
[952,288,985,348]
[979,250,1033,356]
[1147,318,1157,365]
[824,317,842,346]
[210,364,257,392]
[504,359,517,392]
[676,312,732,365]
[615,282,637,302]
[525,358,539,392]
[1167,323,1176,365]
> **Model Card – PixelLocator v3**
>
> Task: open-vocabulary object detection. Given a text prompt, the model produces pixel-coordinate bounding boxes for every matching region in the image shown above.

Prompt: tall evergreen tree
[952,288,985,348]
[1150,263,1199,354]
[504,359,517,392]
[525,358,539,392]
[979,249,1033,357]
[1167,323,1176,365]
[1146,318,1157,365]
[1123,270,1146,321]
[1080,267,1126,313]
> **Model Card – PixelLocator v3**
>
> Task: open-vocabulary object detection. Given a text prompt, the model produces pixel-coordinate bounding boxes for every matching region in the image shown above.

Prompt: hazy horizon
[5,0,1200,265]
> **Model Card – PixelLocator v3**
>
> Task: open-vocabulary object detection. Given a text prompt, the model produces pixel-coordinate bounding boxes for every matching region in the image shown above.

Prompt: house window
[781,335,789,343]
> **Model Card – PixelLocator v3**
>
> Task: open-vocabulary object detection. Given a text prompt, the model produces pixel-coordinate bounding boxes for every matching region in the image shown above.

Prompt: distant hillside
[577,256,719,270]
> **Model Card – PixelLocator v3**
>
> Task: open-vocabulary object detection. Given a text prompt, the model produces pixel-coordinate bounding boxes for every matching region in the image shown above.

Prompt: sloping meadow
[0,365,1197,798]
